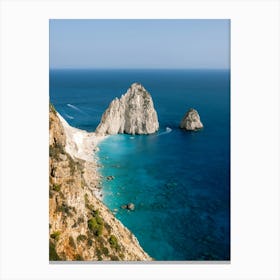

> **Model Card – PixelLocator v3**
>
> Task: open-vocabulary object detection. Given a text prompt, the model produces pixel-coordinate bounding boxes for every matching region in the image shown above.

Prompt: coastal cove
[50,69,230,260]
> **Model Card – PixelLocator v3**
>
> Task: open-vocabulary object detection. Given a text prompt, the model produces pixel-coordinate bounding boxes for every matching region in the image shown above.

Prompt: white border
[0,0,279,279]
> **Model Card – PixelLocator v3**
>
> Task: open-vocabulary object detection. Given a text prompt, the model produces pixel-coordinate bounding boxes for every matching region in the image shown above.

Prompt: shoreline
[57,113,107,200]
[50,108,152,260]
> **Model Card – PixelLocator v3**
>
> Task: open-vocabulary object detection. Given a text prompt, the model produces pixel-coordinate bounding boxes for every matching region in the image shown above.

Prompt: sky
[49,19,230,69]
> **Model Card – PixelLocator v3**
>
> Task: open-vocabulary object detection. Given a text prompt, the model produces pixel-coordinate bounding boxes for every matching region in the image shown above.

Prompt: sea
[50,69,230,261]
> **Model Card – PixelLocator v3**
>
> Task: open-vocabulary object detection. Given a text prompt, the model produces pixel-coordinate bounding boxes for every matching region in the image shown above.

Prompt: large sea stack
[180,108,203,131]
[95,83,159,136]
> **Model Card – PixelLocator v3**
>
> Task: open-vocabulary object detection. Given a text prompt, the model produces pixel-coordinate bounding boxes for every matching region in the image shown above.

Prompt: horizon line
[50,67,230,71]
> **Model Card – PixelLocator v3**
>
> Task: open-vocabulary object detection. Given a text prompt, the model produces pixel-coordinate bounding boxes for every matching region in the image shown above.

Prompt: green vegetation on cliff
[49,103,151,261]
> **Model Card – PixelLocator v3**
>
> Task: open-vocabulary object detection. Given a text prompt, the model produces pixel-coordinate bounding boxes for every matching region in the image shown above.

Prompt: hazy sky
[50,19,230,69]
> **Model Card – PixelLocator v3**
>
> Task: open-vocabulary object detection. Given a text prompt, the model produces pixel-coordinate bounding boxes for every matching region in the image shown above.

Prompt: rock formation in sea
[49,104,151,261]
[179,108,203,131]
[95,83,159,136]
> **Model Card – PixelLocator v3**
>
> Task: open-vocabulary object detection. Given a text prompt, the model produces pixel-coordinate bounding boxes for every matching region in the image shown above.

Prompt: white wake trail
[157,127,172,136]
[65,113,74,119]
[67,103,89,115]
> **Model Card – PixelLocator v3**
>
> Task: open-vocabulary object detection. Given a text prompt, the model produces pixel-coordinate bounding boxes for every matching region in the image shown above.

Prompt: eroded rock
[95,83,159,135]
[180,108,203,131]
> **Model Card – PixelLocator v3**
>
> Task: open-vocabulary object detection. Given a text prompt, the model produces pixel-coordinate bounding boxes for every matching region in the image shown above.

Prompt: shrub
[109,235,119,250]
[52,184,61,192]
[59,191,65,199]
[110,255,119,261]
[96,224,103,237]
[96,235,105,243]
[84,193,89,206]
[56,203,74,217]
[96,248,102,261]
[95,215,103,225]
[101,246,109,256]
[49,145,56,158]
[49,240,61,261]
[69,236,76,249]
[75,254,84,261]
[49,190,54,199]
[86,203,95,212]
[88,217,97,231]
[50,103,56,114]
[77,234,87,243]
[88,217,103,236]
[104,222,112,233]
[50,231,61,241]
[87,238,93,247]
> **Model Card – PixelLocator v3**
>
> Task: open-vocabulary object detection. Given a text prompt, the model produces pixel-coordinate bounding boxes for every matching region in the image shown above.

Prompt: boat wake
[157,127,172,136]
[67,103,88,115]
[65,113,74,119]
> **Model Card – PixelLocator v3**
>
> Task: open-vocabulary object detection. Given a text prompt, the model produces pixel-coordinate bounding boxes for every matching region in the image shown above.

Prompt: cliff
[49,104,151,261]
[95,83,159,136]
[179,108,203,131]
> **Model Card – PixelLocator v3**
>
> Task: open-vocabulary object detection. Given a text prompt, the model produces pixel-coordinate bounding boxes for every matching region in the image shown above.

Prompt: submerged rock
[180,108,203,131]
[121,203,135,211]
[127,203,135,210]
[95,83,159,135]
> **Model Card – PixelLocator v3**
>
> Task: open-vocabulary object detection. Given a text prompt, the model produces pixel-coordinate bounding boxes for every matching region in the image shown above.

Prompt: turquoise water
[50,69,230,260]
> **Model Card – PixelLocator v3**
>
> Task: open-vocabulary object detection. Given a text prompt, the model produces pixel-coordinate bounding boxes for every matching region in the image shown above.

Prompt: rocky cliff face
[180,108,203,131]
[95,83,159,136]
[49,104,151,261]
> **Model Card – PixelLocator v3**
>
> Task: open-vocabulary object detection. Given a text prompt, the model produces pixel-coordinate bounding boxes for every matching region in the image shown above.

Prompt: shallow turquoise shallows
[50,69,230,260]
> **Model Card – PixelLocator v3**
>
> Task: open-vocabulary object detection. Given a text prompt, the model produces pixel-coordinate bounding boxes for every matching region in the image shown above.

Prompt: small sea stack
[95,83,159,136]
[180,108,203,131]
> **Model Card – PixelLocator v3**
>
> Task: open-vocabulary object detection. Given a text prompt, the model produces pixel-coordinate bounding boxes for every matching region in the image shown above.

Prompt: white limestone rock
[180,108,203,131]
[95,83,159,135]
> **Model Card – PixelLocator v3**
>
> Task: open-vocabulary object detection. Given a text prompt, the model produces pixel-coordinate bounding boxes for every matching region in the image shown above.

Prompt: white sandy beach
[57,113,107,200]
[57,113,107,162]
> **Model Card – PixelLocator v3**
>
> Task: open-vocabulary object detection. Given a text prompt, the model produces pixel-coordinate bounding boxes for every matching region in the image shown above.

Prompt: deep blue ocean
[50,69,230,261]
